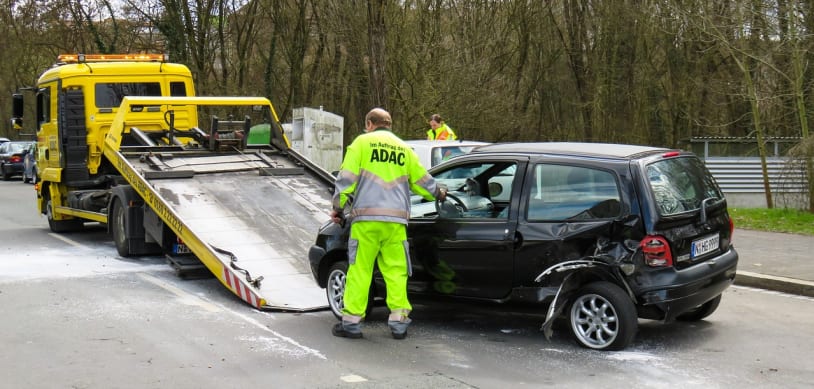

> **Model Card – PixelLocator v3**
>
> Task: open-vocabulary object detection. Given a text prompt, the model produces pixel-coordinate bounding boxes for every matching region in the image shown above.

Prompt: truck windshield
[95,82,162,108]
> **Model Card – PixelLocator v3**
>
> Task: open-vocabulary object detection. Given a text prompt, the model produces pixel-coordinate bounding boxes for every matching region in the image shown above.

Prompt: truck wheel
[110,199,131,257]
[325,261,374,320]
[568,281,637,351]
[45,198,83,233]
[676,294,722,322]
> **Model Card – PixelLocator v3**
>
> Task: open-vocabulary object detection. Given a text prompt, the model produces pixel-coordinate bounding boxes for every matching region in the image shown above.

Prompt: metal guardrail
[704,157,808,193]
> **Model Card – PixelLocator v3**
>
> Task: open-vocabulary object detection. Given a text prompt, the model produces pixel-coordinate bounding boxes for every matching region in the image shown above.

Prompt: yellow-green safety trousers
[343,221,412,319]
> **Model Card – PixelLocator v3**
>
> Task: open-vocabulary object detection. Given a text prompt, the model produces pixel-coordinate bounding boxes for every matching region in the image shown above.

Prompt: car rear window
[646,156,724,216]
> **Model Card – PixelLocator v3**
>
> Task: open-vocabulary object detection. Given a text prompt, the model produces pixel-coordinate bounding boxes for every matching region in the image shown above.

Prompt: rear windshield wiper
[699,196,723,225]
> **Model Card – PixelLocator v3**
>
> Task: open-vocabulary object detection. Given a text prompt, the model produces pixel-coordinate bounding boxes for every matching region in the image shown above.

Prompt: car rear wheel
[1,165,10,181]
[569,281,637,351]
[676,294,722,322]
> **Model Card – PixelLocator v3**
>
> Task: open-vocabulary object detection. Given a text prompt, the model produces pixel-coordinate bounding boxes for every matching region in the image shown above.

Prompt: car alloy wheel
[326,261,349,320]
[569,281,637,351]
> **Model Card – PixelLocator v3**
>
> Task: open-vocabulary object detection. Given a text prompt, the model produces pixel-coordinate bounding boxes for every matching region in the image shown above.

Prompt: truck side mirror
[12,93,24,127]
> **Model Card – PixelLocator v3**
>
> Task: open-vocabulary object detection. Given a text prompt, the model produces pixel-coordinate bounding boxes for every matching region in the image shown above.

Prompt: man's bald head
[365,108,392,128]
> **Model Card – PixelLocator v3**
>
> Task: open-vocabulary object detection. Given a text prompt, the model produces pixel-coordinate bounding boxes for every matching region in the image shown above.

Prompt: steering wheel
[435,192,467,218]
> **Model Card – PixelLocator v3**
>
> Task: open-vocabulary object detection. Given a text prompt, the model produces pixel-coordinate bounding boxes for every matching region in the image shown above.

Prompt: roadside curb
[735,271,814,298]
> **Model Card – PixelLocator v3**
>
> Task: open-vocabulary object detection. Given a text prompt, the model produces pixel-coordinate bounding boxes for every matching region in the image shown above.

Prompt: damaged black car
[309,142,738,351]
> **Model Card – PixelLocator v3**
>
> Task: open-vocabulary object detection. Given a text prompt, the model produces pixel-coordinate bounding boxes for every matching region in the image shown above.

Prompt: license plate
[173,243,191,255]
[691,234,719,258]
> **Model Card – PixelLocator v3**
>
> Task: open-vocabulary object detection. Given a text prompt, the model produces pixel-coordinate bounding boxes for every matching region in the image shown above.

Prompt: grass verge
[730,207,814,236]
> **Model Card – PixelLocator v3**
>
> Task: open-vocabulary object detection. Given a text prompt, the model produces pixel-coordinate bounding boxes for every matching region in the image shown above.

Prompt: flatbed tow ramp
[101,97,335,311]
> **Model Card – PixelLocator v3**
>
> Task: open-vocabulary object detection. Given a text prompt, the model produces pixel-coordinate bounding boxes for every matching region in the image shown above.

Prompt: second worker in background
[426,113,457,141]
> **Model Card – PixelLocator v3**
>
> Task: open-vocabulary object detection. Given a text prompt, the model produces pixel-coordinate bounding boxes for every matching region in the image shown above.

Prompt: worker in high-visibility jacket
[330,107,446,340]
[426,113,457,141]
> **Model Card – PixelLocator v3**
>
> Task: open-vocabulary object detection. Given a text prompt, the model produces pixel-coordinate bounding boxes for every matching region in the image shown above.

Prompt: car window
[8,142,28,153]
[430,145,480,167]
[646,156,723,216]
[526,164,622,220]
[411,161,517,219]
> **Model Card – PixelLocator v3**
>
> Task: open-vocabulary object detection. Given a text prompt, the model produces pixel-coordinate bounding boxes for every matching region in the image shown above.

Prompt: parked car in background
[309,142,738,351]
[22,142,37,184]
[0,141,34,180]
[0,137,9,144]
[404,140,489,169]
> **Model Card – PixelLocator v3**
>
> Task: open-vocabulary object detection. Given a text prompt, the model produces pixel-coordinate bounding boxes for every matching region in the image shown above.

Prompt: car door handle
[512,230,523,248]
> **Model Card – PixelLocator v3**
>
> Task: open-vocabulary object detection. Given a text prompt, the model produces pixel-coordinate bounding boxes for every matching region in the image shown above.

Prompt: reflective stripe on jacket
[426,123,457,141]
[333,128,439,224]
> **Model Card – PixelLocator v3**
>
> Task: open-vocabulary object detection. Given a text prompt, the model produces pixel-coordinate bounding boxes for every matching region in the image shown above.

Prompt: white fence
[704,157,808,208]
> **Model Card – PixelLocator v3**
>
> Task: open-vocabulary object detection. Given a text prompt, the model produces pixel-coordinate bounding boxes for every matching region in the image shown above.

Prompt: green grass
[730,207,814,236]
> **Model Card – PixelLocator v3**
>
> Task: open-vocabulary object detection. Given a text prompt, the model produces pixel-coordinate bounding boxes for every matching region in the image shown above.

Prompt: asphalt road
[1,179,813,388]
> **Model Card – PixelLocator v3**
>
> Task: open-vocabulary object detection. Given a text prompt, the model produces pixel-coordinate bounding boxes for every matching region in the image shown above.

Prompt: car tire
[110,199,131,257]
[676,294,722,322]
[568,281,637,351]
[1,165,9,181]
[46,197,83,233]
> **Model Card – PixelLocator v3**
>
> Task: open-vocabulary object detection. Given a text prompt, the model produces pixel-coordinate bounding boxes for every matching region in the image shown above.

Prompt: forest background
[1,0,813,160]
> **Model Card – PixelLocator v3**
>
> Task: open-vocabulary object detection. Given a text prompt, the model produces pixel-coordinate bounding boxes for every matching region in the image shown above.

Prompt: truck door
[407,157,526,299]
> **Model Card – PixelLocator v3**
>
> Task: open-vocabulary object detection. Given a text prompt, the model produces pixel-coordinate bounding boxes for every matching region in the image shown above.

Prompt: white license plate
[174,244,191,254]
[691,234,719,258]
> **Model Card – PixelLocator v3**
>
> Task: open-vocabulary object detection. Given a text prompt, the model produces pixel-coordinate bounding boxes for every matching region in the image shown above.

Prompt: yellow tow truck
[12,54,336,310]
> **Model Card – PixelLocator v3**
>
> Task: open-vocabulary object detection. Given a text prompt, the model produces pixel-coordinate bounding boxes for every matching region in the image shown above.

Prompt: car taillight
[10,155,22,163]
[640,235,673,267]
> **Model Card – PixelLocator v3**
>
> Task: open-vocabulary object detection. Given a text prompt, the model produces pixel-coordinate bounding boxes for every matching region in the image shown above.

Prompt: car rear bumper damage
[636,247,738,321]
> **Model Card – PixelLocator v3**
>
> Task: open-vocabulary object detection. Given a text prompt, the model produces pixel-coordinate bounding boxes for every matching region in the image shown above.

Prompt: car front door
[407,157,526,299]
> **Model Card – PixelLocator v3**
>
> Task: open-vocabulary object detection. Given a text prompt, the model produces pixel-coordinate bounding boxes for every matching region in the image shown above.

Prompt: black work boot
[388,317,412,340]
[332,321,363,339]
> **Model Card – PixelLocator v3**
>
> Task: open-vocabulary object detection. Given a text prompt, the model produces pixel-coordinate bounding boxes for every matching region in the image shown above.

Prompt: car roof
[472,142,674,160]
[404,139,490,147]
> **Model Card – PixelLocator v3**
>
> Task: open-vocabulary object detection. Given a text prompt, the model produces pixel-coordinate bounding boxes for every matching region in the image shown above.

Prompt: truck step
[165,254,213,280]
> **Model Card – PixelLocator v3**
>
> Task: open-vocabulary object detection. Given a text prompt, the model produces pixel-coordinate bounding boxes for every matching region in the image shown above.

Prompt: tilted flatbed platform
[97,97,336,310]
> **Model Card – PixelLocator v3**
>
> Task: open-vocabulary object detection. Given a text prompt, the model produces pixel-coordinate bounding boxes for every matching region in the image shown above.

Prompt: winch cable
[211,244,264,288]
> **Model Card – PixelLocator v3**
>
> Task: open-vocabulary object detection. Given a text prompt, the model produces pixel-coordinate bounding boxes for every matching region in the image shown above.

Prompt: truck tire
[110,198,131,257]
[568,281,637,351]
[45,198,83,233]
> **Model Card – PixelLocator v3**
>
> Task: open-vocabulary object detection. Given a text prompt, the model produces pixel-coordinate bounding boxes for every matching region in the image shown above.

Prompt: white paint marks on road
[340,374,368,383]
[137,273,222,313]
[48,232,87,248]
[226,306,327,360]
[138,273,327,360]
[606,351,663,363]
